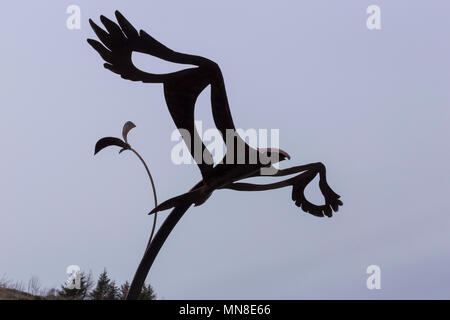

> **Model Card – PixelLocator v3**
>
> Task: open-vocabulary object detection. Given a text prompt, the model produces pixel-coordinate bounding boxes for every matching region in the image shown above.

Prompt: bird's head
[257,147,291,164]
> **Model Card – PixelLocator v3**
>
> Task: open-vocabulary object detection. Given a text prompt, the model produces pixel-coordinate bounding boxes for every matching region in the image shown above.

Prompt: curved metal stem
[130,148,158,249]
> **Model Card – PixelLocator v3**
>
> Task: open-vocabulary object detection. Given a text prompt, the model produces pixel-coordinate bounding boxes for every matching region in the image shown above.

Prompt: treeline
[0,269,156,300]
[56,269,156,300]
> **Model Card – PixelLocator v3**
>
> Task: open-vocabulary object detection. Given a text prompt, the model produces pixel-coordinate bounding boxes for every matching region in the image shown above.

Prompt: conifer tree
[138,283,157,300]
[119,281,130,300]
[89,269,115,300]
[106,280,119,300]
[58,271,93,300]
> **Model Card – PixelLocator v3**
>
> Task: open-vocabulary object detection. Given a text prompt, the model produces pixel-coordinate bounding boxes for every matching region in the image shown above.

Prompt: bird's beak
[279,149,291,160]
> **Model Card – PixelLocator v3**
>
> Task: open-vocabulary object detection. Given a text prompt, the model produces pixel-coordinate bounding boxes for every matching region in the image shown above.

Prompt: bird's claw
[292,177,342,218]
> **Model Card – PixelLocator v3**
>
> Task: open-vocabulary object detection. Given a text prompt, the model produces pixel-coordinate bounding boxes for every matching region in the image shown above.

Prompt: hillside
[0,287,43,300]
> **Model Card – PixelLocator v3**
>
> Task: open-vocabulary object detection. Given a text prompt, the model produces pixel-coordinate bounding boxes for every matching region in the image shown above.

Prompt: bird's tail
[149,185,213,214]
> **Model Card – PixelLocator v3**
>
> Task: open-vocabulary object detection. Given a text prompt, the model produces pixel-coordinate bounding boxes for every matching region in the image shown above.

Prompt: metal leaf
[94,137,129,155]
[122,121,136,144]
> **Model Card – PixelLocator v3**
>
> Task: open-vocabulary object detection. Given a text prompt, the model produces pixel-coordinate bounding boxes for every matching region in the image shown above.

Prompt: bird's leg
[262,162,340,206]
[222,163,322,191]
[268,162,324,177]
[222,162,342,217]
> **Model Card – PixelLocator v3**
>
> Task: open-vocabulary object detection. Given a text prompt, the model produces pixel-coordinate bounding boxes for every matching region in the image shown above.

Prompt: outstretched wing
[87,11,239,180]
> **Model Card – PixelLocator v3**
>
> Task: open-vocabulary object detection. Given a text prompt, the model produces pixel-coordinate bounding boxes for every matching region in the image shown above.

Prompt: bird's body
[88,11,342,217]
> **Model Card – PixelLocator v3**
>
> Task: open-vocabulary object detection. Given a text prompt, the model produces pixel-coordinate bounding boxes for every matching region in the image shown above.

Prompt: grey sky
[1,0,449,299]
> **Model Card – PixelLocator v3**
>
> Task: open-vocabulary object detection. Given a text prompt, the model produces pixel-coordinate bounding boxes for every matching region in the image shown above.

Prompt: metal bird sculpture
[88,11,343,299]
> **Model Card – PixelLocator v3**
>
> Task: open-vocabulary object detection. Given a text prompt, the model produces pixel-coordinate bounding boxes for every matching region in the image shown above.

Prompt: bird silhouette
[88,11,342,217]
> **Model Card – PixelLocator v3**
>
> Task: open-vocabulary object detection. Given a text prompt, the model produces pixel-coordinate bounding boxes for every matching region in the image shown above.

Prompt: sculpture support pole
[126,204,191,300]
[126,182,202,300]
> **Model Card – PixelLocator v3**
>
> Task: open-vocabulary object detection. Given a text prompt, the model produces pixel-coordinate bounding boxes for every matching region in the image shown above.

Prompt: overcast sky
[1,0,449,299]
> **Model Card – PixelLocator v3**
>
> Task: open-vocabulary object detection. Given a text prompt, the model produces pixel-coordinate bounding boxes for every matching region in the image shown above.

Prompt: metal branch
[130,147,158,249]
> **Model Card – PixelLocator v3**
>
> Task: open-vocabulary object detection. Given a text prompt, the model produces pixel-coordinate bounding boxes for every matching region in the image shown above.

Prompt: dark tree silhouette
[138,283,157,300]
[120,281,156,300]
[89,269,118,300]
[58,271,93,300]
[119,281,130,300]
